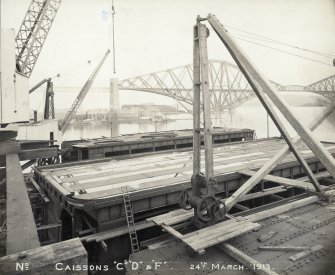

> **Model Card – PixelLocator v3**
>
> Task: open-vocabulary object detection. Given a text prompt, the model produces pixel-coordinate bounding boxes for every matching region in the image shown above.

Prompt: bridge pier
[110,78,120,137]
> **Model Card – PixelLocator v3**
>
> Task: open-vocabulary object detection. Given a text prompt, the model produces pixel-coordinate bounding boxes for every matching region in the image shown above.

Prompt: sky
[2,0,335,110]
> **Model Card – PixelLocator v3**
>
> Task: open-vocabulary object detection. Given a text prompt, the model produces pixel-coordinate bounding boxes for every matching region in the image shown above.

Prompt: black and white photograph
[0,0,335,274]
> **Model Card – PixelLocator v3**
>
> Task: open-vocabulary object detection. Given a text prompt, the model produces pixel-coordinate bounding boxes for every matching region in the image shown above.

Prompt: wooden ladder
[121,186,139,254]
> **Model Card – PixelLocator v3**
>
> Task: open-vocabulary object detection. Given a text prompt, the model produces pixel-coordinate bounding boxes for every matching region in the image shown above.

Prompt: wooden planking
[161,224,184,239]
[157,215,260,254]
[188,222,260,250]
[257,230,278,242]
[44,139,310,177]
[6,153,40,255]
[80,150,322,195]
[182,218,242,242]
[83,220,154,243]
[41,139,284,178]
[66,153,282,194]
[150,196,319,253]
[75,175,190,200]
[0,238,87,274]
[186,221,260,253]
[60,151,267,184]
[67,173,149,192]
[289,245,323,262]
[148,208,192,225]
[258,246,310,252]
[80,174,186,194]
[37,139,335,200]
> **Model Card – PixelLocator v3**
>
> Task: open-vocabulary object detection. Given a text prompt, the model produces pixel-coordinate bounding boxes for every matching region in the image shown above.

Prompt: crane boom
[29,78,50,94]
[58,49,111,133]
[16,0,62,77]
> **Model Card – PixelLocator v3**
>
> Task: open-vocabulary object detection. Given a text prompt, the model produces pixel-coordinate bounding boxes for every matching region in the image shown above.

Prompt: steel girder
[119,60,283,113]
[279,75,335,93]
[279,75,335,101]
[119,62,334,113]
[307,75,335,92]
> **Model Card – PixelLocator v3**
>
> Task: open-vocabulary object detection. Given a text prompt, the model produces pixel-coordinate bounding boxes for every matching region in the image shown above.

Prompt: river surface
[63,92,335,142]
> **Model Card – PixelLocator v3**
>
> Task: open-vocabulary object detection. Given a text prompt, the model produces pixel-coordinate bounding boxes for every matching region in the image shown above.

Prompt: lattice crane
[58,50,110,134]
[15,0,62,78]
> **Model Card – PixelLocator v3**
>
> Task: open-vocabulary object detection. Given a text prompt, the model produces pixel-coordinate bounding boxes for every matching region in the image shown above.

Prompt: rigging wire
[111,0,116,74]
[231,34,334,67]
[226,25,335,59]
[55,52,106,87]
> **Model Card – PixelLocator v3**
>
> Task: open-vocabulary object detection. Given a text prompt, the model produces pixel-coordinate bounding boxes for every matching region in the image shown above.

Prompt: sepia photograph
[0,0,335,274]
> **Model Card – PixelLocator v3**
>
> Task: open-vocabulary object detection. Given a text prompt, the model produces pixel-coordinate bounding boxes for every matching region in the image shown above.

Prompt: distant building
[121,104,184,117]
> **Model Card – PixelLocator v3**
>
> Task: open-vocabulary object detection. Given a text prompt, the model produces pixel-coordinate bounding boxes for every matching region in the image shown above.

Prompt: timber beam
[6,153,40,254]
[205,12,335,212]
[217,243,279,275]
[239,170,315,190]
[29,176,50,203]
[21,159,36,170]
[207,13,335,179]
[206,14,322,193]
[0,238,87,274]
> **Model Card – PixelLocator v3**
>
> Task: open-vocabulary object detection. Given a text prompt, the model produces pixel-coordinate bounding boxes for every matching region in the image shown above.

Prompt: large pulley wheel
[196,195,218,222]
[179,189,193,210]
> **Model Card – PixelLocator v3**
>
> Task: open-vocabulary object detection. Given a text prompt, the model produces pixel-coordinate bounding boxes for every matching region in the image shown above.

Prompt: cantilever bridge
[118,60,335,113]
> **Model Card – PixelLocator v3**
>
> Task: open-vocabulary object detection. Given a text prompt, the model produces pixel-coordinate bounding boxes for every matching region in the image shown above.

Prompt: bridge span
[118,60,335,112]
[280,74,335,102]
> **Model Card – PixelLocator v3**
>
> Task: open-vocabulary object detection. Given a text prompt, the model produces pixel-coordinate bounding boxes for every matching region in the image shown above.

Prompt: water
[62,93,335,142]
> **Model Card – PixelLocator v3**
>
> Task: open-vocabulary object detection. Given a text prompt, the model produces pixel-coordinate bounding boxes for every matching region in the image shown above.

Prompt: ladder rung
[122,188,139,254]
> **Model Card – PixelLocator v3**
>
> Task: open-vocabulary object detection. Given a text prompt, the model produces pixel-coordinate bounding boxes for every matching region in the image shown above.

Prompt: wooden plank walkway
[149,196,319,254]
[156,217,260,254]
[148,208,193,226]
